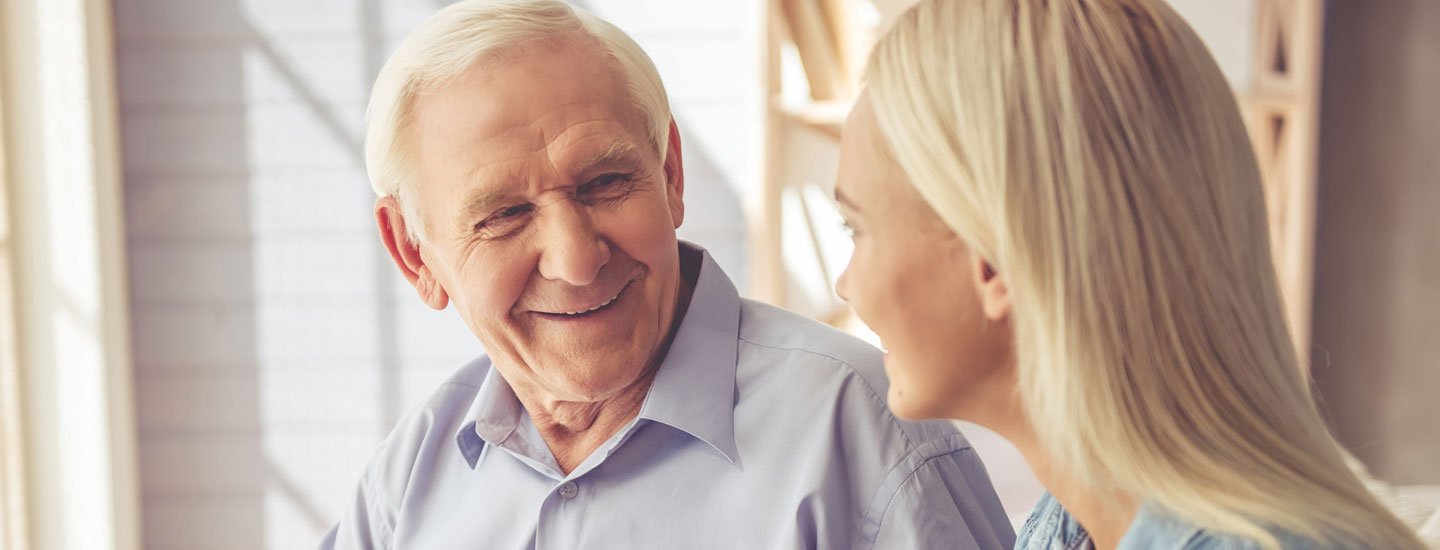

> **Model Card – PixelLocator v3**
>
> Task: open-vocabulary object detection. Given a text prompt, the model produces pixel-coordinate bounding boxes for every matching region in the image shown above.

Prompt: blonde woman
[832,0,1425,548]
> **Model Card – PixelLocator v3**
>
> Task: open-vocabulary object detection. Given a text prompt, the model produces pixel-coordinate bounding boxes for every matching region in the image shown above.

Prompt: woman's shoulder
[1124,503,1347,550]
[1018,493,1344,550]
[1015,493,1091,550]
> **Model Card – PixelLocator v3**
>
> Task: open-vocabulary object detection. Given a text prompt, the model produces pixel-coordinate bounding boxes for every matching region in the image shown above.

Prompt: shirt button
[558,481,579,500]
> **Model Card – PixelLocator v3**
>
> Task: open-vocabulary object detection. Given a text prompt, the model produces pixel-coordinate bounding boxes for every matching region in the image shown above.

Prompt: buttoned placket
[531,416,657,549]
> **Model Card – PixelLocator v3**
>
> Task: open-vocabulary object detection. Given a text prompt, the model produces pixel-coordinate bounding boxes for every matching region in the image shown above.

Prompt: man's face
[400,37,685,403]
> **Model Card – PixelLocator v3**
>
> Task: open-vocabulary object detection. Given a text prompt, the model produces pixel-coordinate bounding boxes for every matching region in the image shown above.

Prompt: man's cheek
[462,269,527,321]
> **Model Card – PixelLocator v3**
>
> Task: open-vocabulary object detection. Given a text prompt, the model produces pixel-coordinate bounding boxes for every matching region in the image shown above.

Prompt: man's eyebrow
[458,189,515,225]
[575,141,642,173]
[458,164,529,225]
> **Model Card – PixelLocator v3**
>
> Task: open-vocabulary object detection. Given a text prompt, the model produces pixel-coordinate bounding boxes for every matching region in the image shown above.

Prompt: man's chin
[551,366,654,402]
[528,343,654,386]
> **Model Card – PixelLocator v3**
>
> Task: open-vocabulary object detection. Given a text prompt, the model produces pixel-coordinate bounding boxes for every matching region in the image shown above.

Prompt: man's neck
[519,372,657,474]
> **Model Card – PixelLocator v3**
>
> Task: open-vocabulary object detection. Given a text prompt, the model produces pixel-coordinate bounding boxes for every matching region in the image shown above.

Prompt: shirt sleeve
[857,444,1017,550]
[319,458,394,550]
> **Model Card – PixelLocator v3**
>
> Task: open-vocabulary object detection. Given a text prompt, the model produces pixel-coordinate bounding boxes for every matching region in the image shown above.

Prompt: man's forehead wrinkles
[541,121,639,161]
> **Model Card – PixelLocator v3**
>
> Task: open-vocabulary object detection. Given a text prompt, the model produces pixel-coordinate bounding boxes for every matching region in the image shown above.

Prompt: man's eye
[494,204,532,220]
[579,173,629,195]
[475,204,533,234]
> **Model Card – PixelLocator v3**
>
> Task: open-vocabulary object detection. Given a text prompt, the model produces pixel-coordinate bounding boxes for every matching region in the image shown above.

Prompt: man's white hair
[365,0,672,241]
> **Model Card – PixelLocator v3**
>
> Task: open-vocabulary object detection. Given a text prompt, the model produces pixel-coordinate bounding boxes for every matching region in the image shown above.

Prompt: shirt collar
[1116,503,1206,549]
[634,242,741,464]
[456,363,526,469]
[455,241,741,468]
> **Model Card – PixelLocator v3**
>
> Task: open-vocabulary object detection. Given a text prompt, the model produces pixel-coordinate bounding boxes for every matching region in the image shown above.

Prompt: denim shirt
[1016,493,1337,550]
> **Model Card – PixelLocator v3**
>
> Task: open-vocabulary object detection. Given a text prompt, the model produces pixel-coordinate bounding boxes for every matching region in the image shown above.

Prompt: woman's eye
[840,220,858,237]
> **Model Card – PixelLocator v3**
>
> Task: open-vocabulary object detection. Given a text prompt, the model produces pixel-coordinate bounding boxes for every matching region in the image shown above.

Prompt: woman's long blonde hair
[865,0,1422,547]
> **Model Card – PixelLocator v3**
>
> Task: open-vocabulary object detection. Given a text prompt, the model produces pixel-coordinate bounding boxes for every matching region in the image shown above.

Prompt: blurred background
[1,0,1436,548]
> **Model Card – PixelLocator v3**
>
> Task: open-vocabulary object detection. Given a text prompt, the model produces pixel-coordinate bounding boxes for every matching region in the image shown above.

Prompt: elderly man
[322,1,1013,548]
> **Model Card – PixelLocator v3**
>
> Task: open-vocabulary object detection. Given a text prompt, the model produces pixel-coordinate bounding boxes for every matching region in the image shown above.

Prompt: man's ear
[376,196,449,310]
[974,254,1011,321]
[661,118,685,229]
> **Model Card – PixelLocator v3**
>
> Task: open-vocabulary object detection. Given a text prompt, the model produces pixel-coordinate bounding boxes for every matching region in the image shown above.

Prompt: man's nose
[536,201,610,286]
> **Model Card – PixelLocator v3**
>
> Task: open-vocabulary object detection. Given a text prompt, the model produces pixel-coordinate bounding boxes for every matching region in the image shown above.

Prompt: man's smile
[532,278,634,321]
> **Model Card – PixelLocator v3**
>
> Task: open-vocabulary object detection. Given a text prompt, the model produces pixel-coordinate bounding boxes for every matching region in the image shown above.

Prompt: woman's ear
[974,255,1011,321]
[376,196,449,310]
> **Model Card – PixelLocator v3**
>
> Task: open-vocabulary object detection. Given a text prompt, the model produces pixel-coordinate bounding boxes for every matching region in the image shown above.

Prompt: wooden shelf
[776,97,852,139]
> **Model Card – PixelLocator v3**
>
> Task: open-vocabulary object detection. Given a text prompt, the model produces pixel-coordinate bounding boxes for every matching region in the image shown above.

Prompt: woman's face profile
[833,96,1015,421]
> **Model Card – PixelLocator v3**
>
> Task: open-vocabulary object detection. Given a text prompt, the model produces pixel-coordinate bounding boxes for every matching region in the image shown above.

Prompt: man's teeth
[562,292,620,315]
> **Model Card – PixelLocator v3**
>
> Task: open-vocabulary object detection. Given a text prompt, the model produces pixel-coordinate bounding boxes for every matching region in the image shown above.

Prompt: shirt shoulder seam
[360,447,396,547]
[385,379,485,509]
[735,336,913,449]
[856,442,975,549]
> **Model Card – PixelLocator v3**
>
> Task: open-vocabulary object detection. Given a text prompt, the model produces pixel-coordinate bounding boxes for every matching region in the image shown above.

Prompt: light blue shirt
[321,244,1015,549]
[1016,492,1338,549]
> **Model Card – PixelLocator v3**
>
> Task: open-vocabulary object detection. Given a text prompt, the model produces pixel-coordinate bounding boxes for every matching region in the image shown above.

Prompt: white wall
[115,0,754,547]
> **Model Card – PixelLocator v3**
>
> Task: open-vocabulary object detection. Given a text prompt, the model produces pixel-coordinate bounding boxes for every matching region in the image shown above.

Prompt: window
[0,68,28,550]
